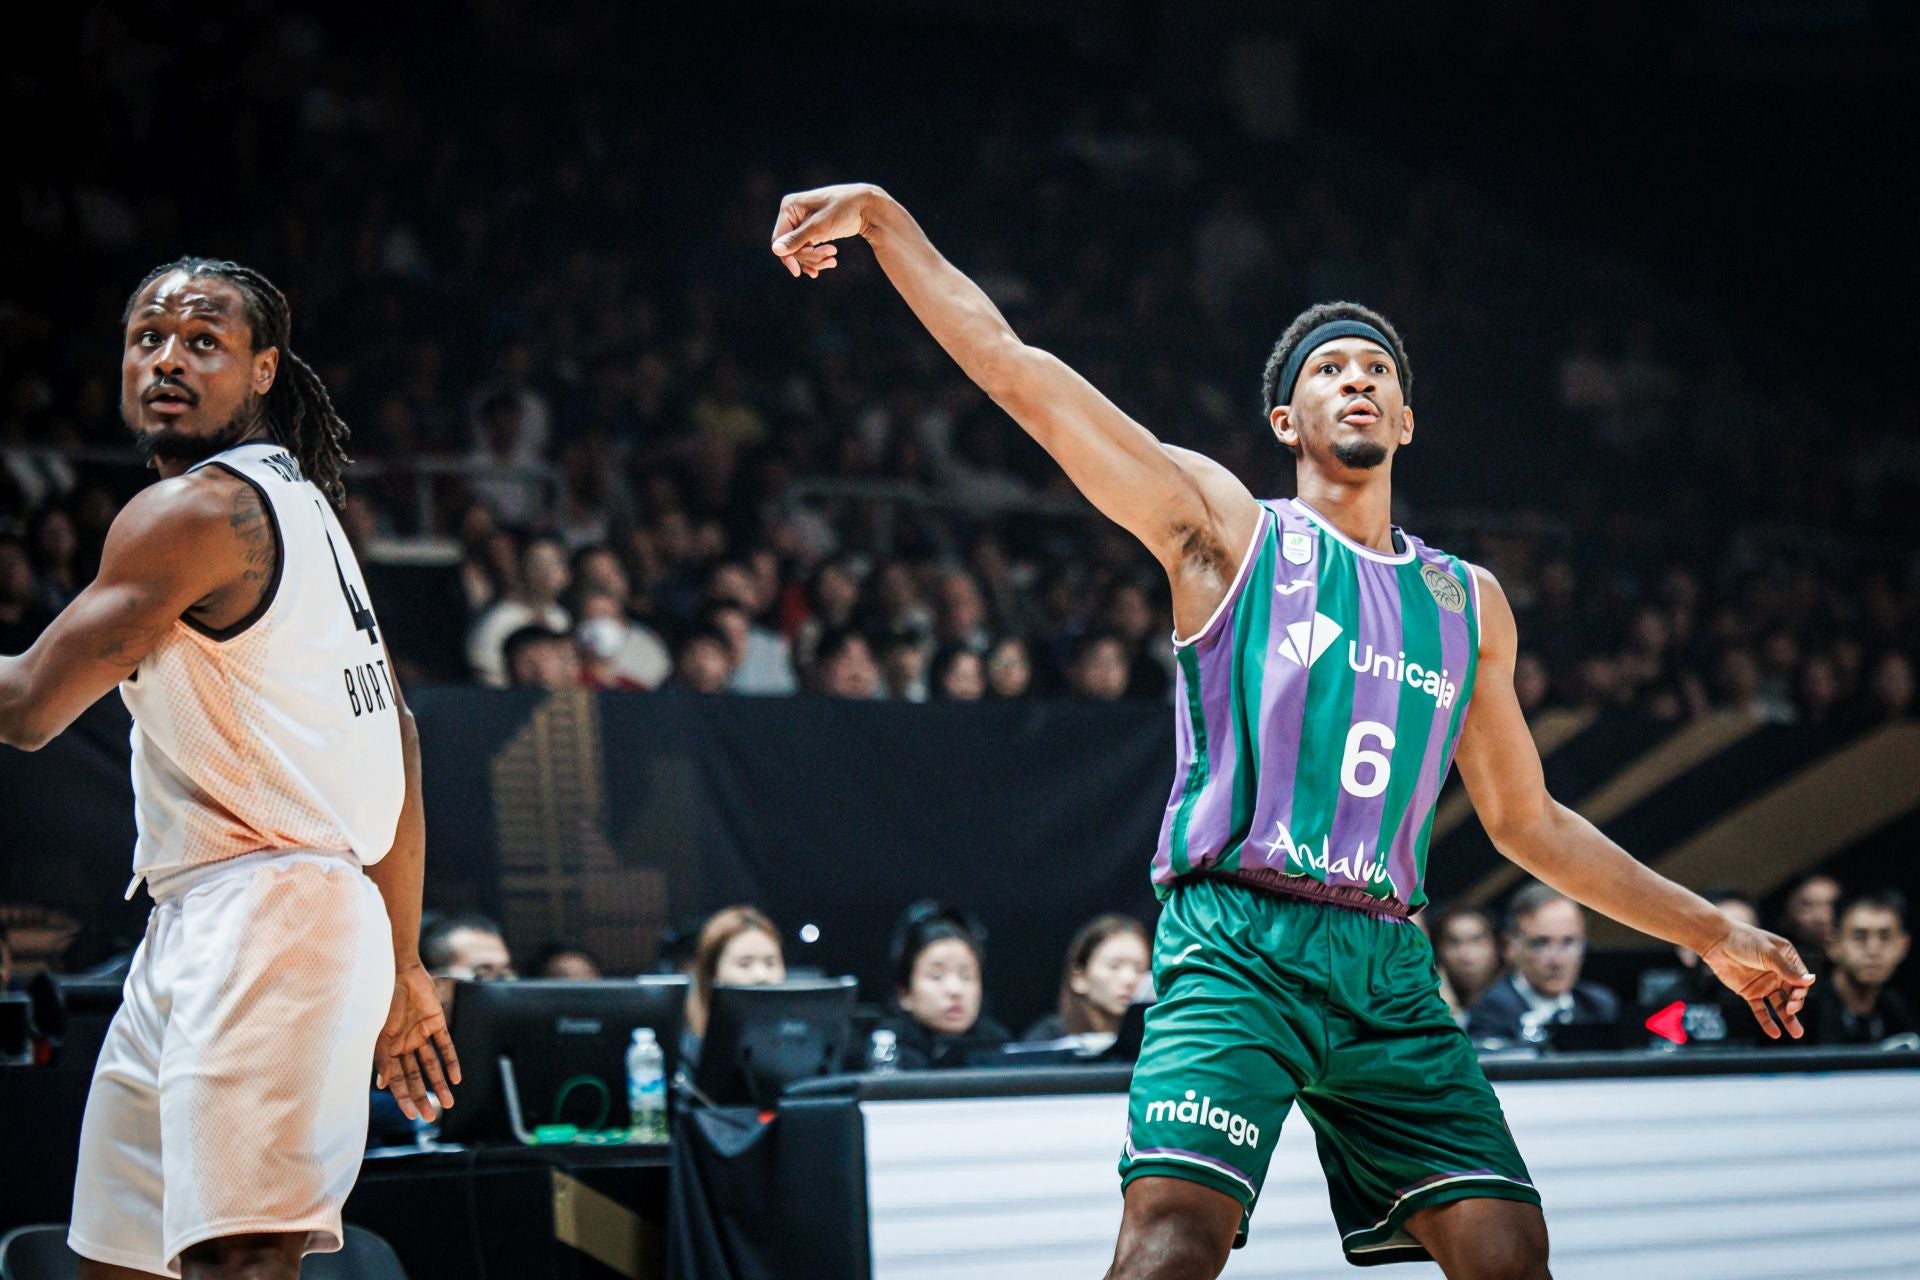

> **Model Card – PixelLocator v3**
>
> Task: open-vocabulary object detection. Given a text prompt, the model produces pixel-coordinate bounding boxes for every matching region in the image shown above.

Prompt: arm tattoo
[230,484,277,584]
[95,613,174,666]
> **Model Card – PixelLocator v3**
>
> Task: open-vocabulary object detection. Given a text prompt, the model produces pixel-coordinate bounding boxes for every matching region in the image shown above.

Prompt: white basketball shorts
[68,850,393,1276]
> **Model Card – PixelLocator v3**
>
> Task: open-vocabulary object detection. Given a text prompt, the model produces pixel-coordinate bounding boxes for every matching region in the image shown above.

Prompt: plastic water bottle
[869,1027,898,1075]
[626,1027,668,1143]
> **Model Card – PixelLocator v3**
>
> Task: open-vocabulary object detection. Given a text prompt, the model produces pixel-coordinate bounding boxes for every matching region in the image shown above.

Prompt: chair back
[304,1225,409,1279]
[0,1226,79,1280]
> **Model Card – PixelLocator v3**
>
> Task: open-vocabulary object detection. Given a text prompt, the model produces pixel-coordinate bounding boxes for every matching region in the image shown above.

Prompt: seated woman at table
[875,900,1009,1069]
[680,905,786,1073]
[1021,913,1151,1052]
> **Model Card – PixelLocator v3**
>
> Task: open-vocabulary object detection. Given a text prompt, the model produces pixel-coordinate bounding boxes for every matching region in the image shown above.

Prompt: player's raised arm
[771,184,1263,593]
[1451,564,1816,1038]
[0,478,239,751]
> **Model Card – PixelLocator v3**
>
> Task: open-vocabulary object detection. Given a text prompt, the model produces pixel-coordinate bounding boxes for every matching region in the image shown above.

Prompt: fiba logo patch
[1422,564,1466,613]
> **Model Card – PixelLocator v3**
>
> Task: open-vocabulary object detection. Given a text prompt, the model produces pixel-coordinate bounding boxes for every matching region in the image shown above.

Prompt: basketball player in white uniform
[0,259,459,1279]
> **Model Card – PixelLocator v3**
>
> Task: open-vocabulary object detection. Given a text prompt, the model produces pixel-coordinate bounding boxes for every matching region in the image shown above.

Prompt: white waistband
[129,847,363,903]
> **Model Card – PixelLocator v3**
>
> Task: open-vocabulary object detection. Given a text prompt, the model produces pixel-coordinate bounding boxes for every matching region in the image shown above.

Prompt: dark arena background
[1,2,1916,1278]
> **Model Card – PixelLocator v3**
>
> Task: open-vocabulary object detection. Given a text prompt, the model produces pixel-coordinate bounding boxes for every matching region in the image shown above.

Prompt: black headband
[1277,319,1395,408]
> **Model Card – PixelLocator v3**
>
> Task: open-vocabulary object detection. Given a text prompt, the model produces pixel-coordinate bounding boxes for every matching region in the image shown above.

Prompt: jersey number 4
[319,503,379,646]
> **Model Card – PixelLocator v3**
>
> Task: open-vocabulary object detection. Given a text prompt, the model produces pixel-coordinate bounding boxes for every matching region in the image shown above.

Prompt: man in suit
[1467,881,1620,1045]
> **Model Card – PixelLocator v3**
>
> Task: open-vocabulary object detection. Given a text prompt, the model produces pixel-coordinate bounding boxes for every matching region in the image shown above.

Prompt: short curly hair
[1260,301,1413,418]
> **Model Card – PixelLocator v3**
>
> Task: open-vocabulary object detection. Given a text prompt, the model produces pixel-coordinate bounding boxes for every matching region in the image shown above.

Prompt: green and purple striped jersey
[1153,498,1481,917]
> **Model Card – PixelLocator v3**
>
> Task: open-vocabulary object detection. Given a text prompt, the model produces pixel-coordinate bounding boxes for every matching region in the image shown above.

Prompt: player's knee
[1107,1209,1234,1280]
[1467,1225,1550,1280]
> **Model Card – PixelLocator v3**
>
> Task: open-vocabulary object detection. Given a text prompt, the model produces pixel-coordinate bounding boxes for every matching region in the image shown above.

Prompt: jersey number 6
[1340,721,1396,799]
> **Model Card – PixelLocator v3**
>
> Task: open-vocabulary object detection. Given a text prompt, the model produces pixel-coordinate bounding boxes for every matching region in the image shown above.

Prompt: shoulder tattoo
[229,483,277,585]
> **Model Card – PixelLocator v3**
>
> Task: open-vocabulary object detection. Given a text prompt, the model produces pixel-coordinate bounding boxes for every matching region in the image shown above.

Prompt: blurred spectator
[465,391,547,527]
[878,901,1008,1069]
[1798,656,1843,725]
[813,627,881,699]
[1799,891,1913,1046]
[688,354,766,447]
[1466,882,1620,1046]
[706,563,798,695]
[681,906,786,1070]
[0,1,1911,744]
[930,645,986,701]
[864,563,934,639]
[466,338,553,463]
[421,914,515,1014]
[503,624,582,691]
[1865,652,1915,722]
[932,568,994,652]
[532,942,604,980]
[1512,654,1551,717]
[1068,632,1131,701]
[1103,582,1171,701]
[985,636,1034,699]
[671,625,738,694]
[27,506,79,610]
[458,516,520,615]
[570,544,633,605]
[1636,888,1765,1046]
[879,630,930,703]
[1713,646,1793,722]
[575,591,670,691]
[1777,873,1842,977]
[554,446,635,552]
[1021,914,1150,1049]
[1431,906,1504,1023]
[795,561,861,669]
[469,536,572,687]
[0,535,52,655]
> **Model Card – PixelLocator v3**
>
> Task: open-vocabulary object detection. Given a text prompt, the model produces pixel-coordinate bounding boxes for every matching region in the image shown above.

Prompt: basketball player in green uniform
[770,184,1813,1279]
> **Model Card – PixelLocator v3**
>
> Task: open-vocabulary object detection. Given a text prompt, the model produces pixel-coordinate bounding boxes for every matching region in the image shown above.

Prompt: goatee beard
[1333,439,1388,470]
[130,403,267,467]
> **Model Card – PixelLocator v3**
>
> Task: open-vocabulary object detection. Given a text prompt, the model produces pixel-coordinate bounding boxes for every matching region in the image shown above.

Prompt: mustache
[144,377,199,405]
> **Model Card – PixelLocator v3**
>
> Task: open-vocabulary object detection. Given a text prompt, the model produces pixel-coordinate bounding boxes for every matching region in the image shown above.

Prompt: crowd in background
[2,3,1916,727]
[381,865,1911,1140]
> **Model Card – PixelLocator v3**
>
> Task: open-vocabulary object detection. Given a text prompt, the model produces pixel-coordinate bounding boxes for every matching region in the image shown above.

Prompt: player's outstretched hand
[770,183,883,278]
[1699,920,1816,1040]
[375,960,462,1122]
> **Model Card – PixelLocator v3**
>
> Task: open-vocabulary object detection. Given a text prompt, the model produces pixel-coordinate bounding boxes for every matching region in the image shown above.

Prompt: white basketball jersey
[121,440,404,884]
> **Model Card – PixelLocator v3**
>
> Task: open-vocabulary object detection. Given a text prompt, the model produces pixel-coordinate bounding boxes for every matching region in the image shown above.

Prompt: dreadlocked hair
[123,257,353,506]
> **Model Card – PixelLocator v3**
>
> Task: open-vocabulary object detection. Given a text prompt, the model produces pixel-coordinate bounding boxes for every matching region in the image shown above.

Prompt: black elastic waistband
[1194,869,1415,921]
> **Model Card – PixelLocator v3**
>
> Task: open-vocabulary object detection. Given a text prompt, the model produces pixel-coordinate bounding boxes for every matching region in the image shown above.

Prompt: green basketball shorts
[1120,876,1538,1265]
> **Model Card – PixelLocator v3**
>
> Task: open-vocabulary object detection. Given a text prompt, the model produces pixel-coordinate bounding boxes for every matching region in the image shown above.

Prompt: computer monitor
[691,977,858,1108]
[439,976,688,1143]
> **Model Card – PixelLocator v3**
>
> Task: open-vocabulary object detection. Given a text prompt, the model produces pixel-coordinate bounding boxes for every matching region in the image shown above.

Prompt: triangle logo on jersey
[1275,612,1343,668]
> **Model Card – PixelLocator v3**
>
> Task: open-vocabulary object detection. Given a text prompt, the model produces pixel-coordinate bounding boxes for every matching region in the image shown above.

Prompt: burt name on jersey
[344,658,396,718]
